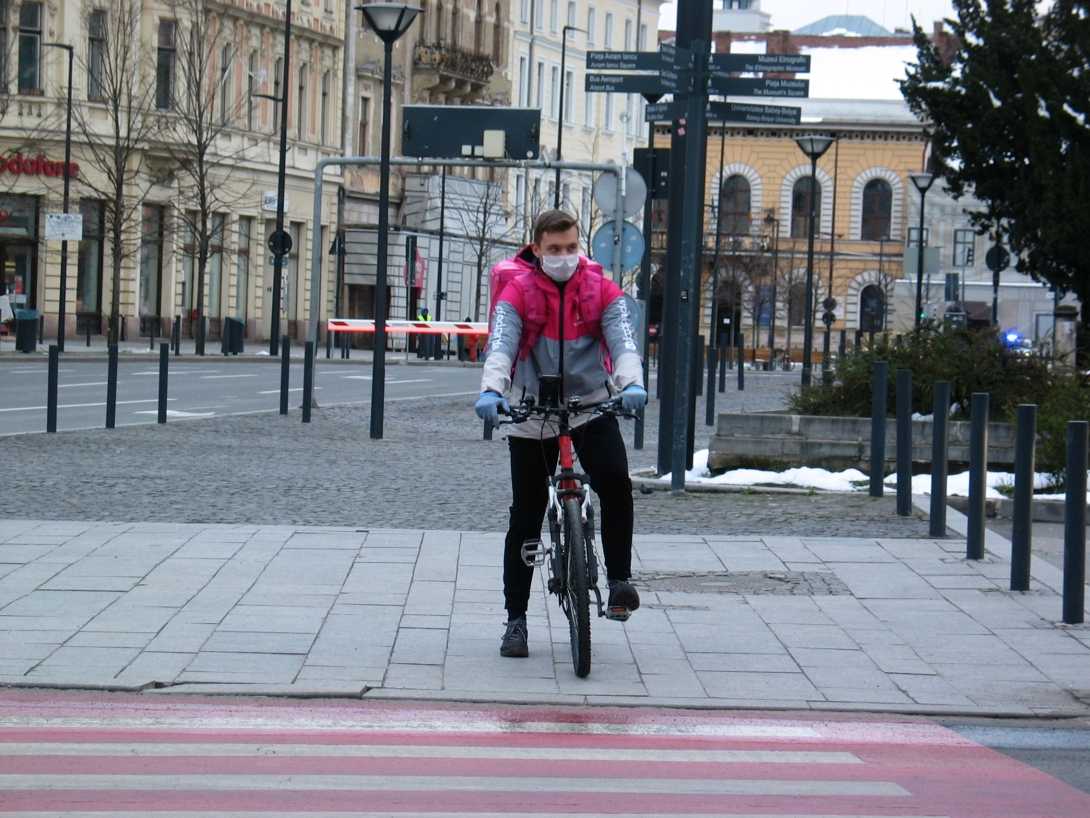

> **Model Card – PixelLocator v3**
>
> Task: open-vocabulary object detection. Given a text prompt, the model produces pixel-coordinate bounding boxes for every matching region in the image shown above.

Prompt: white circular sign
[592,168,648,220]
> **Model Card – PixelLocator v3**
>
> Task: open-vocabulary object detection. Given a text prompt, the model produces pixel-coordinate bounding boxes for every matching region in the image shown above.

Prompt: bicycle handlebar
[500,396,639,424]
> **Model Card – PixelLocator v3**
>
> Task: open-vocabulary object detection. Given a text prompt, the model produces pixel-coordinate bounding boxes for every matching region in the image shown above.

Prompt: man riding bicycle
[475,210,647,658]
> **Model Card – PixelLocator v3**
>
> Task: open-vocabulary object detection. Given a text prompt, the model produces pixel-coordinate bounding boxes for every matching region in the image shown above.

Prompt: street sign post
[591,220,646,271]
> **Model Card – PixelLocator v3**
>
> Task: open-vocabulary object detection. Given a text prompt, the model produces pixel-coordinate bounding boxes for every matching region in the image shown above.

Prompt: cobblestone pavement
[0,369,930,537]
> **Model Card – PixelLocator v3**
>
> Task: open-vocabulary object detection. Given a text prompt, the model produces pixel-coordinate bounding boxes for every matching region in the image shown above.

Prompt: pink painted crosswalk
[0,691,1087,816]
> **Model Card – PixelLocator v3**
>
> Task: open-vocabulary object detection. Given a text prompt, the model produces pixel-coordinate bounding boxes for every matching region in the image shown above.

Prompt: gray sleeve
[600,296,643,390]
[480,301,522,396]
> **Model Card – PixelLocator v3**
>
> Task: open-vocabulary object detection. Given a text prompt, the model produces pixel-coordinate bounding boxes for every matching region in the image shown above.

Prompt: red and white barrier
[326,318,488,335]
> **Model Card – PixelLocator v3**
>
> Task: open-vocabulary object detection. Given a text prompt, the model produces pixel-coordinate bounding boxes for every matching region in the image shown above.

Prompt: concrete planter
[709,412,1016,475]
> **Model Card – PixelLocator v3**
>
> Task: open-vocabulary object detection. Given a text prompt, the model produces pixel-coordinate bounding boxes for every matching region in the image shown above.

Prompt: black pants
[504,416,633,620]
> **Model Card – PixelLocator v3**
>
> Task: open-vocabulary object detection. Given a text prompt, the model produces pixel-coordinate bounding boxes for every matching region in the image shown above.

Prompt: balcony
[413,43,494,102]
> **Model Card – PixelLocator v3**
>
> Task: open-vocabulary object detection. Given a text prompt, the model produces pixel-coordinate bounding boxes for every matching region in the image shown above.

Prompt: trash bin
[221,317,245,355]
[14,309,38,353]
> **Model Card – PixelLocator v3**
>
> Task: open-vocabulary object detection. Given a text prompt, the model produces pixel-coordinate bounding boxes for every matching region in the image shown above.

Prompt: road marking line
[257,387,324,394]
[132,370,222,376]
[0,774,909,796]
[201,374,258,379]
[133,410,216,418]
[56,382,108,388]
[0,744,861,764]
[0,399,167,413]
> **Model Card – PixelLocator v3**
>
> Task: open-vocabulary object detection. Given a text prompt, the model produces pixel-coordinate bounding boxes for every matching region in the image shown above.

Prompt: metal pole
[705,343,717,426]
[869,361,887,498]
[173,315,181,356]
[269,0,292,356]
[929,380,950,538]
[157,342,169,424]
[736,331,744,391]
[1063,420,1088,624]
[280,335,291,415]
[821,325,831,384]
[718,331,727,391]
[434,167,446,323]
[554,28,574,206]
[1010,403,1037,591]
[914,187,927,328]
[369,38,397,440]
[767,216,778,368]
[105,344,118,429]
[302,340,314,423]
[896,368,913,516]
[634,118,656,451]
[801,154,819,386]
[50,44,74,353]
[967,392,990,560]
[46,345,58,433]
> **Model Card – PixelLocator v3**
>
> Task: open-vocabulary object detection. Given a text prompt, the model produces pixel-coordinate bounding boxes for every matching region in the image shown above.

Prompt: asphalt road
[0,359,483,435]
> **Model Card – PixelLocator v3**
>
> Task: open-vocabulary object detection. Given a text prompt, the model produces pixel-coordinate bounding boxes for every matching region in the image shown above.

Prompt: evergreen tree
[899,0,1090,332]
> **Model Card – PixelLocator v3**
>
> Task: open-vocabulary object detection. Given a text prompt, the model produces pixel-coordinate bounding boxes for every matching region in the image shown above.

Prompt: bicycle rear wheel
[561,496,592,678]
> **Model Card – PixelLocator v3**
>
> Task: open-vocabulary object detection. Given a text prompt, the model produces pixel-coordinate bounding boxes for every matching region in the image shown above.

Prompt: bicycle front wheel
[561,496,592,678]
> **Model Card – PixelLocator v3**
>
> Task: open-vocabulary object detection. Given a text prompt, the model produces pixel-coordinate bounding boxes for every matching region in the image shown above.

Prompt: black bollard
[718,333,727,393]
[199,317,207,357]
[483,418,493,441]
[696,335,704,397]
[839,329,846,360]
[279,335,291,415]
[38,314,44,344]
[896,369,913,516]
[343,331,350,360]
[1063,420,1088,624]
[1010,403,1037,592]
[855,329,863,349]
[870,361,888,498]
[173,315,181,356]
[822,327,832,384]
[705,344,718,426]
[326,327,332,359]
[302,341,314,424]
[149,319,155,351]
[929,381,951,538]
[966,392,990,560]
[157,342,169,424]
[726,333,734,370]
[106,344,118,429]
[46,344,58,433]
[85,317,91,347]
[736,333,745,391]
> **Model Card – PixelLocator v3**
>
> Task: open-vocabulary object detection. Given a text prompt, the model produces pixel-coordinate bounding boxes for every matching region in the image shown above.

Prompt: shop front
[0,194,39,313]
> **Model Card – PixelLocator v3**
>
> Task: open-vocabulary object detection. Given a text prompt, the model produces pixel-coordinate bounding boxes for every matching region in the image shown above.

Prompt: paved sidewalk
[2,510,1087,717]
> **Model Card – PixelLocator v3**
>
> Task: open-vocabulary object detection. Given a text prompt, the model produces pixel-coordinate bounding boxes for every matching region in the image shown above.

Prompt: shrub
[790,326,1088,481]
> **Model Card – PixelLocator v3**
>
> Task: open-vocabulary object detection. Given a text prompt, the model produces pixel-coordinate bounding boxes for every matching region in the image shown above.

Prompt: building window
[296,65,307,140]
[435,1,443,40]
[535,60,544,108]
[604,12,613,48]
[604,89,613,131]
[156,20,176,110]
[535,0,543,30]
[0,2,9,92]
[719,175,751,236]
[493,3,502,62]
[450,3,459,41]
[624,18,632,50]
[219,44,232,125]
[235,217,251,319]
[520,0,529,24]
[139,205,165,317]
[566,1,575,34]
[583,81,594,126]
[788,279,807,327]
[907,226,930,247]
[76,200,104,322]
[953,228,975,266]
[247,52,257,130]
[88,9,106,100]
[639,22,647,50]
[518,56,528,106]
[549,0,557,33]
[586,7,595,43]
[790,177,820,239]
[17,2,41,93]
[474,0,484,51]
[320,71,330,144]
[563,69,574,123]
[860,284,885,332]
[207,213,225,318]
[358,96,370,154]
[861,178,892,240]
[550,65,559,121]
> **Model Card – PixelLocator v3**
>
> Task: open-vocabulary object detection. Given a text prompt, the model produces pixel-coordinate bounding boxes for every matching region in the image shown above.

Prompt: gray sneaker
[500,616,528,658]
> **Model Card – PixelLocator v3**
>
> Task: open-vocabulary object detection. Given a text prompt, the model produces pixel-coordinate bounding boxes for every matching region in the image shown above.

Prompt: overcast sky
[657,0,959,33]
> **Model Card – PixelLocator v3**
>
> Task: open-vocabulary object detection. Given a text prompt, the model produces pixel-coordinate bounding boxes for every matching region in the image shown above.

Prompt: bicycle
[772,348,795,371]
[501,383,636,678]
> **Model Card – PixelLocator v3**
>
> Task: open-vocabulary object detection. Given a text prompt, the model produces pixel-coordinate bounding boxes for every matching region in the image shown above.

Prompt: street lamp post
[358,2,421,440]
[45,43,73,353]
[553,25,583,208]
[794,135,833,387]
[910,171,935,329]
[763,209,778,369]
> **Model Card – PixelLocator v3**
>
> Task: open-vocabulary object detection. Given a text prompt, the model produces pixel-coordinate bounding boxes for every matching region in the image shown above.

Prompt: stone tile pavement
[2,509,1087,717]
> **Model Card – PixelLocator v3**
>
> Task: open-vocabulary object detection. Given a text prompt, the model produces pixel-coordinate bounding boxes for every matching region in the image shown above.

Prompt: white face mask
[540,253,580,282]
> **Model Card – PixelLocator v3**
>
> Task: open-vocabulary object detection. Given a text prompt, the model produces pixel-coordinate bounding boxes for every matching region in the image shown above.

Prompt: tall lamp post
[910,171,935,329]
[553,25,583,208]
[45,43,73,352]
[358,2,421,440]
[794,135,833,387]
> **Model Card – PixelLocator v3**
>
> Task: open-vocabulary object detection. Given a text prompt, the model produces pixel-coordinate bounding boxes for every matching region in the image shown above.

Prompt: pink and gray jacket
[480,246,644,439]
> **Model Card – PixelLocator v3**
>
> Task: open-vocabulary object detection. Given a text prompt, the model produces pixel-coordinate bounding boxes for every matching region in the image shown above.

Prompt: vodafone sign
[0,153,80,179]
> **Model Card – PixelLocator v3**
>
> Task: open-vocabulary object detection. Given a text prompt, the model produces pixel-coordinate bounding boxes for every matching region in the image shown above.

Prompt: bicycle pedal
[604,606,632,622]
[520,539,550,567]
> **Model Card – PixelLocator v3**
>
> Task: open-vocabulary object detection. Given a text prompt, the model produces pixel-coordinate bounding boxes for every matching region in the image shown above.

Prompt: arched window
[451,3,459,42]
[419,1,429,43]
[788,279,808,327]
[719,175,751,236]
[790,176,821,239]
[861,178,892,240]
[474,0,484,51]
[435,1,443,41]
[492,2,502,62]
[860,284,885,333]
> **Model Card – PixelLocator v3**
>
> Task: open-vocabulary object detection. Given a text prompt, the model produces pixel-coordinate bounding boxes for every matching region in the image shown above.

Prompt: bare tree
[163,0,255,353]
[445,172,516,321]
[70,0,161,344]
